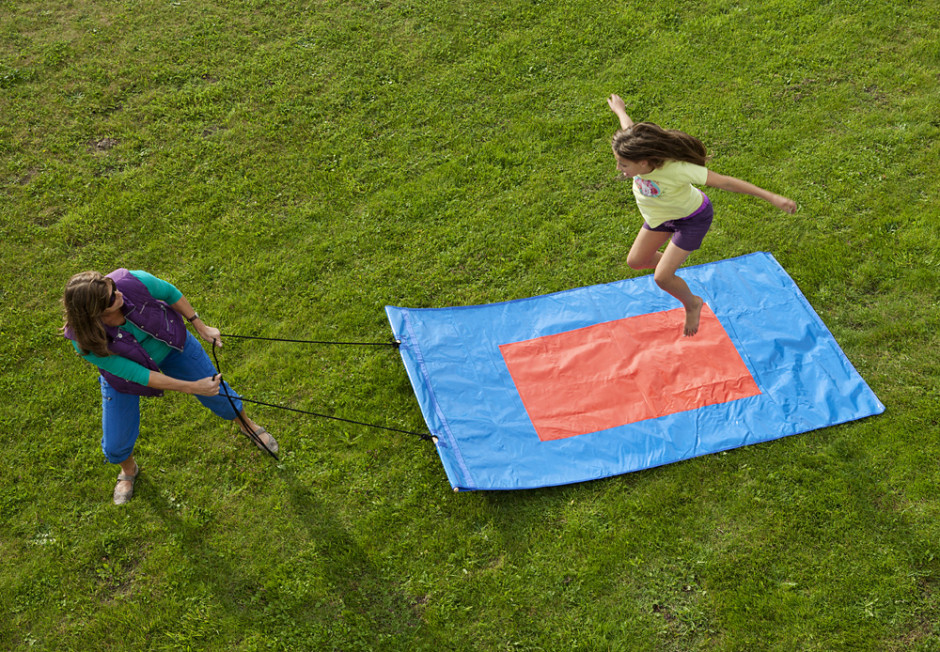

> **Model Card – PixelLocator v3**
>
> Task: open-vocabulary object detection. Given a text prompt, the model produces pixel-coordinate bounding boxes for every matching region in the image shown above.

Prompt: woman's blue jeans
[100,332,243,463]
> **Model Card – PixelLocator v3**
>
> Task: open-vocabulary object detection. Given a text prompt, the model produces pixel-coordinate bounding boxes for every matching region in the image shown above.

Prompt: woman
[62,268,277,504]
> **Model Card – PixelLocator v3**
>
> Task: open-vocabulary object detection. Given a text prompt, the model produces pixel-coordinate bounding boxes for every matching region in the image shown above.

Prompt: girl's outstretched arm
[607,94,634,130]
[705,170,797,214]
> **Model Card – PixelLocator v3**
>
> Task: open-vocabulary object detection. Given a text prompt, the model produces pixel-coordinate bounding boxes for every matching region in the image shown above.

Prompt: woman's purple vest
[65,269,187,397]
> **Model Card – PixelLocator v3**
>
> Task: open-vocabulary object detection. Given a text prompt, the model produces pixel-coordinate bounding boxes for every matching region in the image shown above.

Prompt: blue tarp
[386,252,885,491]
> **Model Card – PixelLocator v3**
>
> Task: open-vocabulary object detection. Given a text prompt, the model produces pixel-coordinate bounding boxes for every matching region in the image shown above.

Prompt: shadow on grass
[138,463,435,647]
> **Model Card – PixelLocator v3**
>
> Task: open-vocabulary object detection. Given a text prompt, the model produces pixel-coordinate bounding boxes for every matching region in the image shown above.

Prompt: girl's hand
[772,195,798,214]
[197,323,223,347]
[607,93,625,113]
[190,375,221,397]
[607,94,633,129]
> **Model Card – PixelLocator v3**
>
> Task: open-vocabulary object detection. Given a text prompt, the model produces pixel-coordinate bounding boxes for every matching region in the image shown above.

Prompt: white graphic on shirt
[634,177,661,198]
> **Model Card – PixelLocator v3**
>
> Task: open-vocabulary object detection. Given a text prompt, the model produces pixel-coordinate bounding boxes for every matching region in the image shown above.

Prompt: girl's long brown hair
[612,122,709,168]
[62,271,113,357]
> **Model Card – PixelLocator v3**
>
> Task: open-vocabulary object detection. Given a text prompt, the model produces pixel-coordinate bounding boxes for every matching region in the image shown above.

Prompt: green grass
[2,0,939,649]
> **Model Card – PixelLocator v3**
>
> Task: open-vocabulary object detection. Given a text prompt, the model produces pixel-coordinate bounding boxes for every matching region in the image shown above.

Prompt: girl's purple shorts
[642,194,713,251]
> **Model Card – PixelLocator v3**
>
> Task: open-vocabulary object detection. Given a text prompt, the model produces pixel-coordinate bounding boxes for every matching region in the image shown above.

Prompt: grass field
[2,0,939,649]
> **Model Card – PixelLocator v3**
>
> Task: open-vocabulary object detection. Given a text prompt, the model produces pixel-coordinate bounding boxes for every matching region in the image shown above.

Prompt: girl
[607,94,797,336]
[62,269,278,505]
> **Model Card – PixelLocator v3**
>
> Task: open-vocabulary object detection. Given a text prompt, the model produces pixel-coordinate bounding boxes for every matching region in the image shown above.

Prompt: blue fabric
[99,332,243,463]
[100,377,142,463]
[158,332,243,418]
[386,252,885,491]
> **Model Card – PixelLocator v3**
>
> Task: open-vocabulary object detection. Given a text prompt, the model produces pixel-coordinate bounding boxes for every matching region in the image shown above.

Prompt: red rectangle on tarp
[499,305,761,441]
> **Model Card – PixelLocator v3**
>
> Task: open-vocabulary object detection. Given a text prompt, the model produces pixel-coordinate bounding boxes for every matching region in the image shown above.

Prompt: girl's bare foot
[684,297,705,337]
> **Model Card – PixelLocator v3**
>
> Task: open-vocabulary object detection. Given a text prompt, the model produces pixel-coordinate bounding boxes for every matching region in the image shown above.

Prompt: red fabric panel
[500,305,761,441]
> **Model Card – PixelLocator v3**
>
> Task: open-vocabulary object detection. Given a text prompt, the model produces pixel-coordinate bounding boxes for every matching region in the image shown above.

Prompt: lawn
[1,0,939,649]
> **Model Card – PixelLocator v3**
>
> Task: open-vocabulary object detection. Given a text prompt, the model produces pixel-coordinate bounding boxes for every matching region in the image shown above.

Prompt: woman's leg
[653,242,704,336]
[231,409,279,454]
[159,333,242,418]
[100,376,141,463]
[158,333,277,450]
[113,455,139,505]
[100,376,141,503]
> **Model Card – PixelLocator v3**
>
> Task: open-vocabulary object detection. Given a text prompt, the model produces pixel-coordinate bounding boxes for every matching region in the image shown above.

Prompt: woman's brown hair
[62,271,113,357]
[612,122,709,169]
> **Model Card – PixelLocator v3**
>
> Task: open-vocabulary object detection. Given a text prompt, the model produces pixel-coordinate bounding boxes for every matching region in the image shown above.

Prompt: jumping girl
[62,269,278,504]
[607,94,797,336]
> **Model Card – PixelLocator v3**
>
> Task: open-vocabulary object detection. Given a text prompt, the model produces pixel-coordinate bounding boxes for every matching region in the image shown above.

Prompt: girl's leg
[627,227,672,270]
[653,242,704,336]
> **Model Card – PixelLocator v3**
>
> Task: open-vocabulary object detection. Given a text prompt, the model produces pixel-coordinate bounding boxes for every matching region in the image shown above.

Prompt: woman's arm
[147,370,221,396]
[607,94,634,130]
[170,295,222,347]
[705,170,797,214]
[129,271,222,347]
[77,343,152,386]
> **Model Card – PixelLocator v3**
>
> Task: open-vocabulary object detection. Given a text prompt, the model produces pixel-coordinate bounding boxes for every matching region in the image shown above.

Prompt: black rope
[212,344,279,461]
[221,333,400,348]
[210,336,434,446]
[233,396,434,440]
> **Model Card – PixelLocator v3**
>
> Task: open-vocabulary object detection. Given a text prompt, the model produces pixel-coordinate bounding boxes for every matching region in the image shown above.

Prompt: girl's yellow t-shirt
[632,160,709,227]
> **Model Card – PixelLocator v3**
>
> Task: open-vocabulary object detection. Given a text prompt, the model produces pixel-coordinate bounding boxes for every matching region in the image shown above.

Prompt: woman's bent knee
[102,438,136,464]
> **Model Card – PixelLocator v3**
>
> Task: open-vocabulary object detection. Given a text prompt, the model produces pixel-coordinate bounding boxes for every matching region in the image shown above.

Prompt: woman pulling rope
[61,268,278,505]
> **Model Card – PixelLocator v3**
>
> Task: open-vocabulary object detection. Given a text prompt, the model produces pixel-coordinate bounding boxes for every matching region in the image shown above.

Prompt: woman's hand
[189,374,222,397]
[196,322,222,348]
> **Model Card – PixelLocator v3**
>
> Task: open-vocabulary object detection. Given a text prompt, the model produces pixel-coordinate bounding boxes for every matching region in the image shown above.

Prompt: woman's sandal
[113,463,139,505]
[241,425,279,454]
